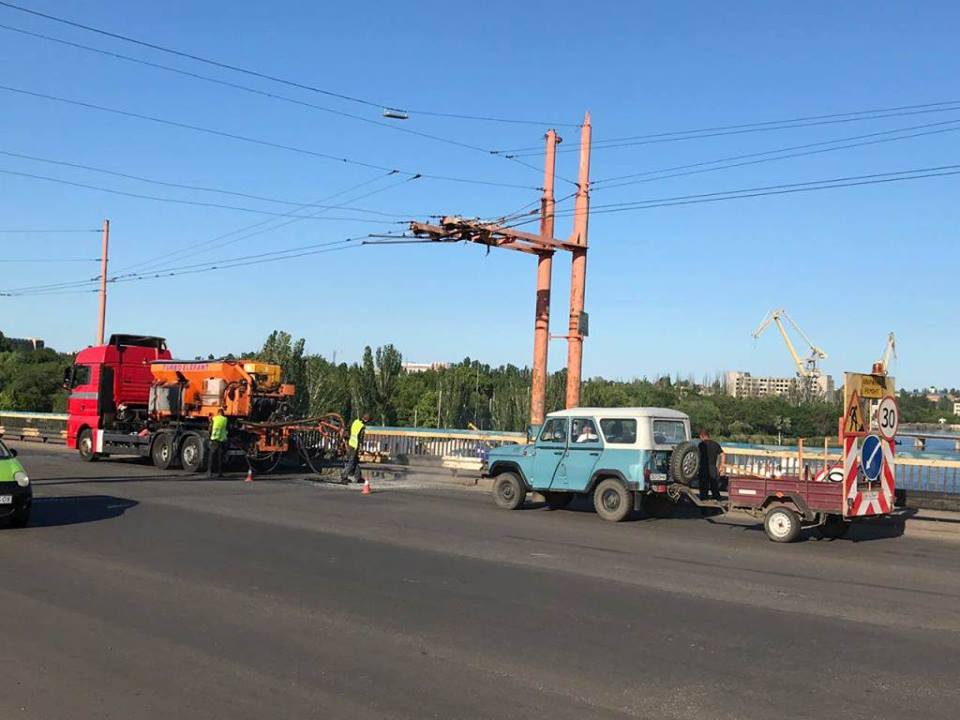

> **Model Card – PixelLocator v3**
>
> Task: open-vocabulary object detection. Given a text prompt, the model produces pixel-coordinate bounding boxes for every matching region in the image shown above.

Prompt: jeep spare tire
[669,440,700,485]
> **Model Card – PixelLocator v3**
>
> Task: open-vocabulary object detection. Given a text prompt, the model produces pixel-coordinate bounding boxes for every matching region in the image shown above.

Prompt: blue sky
[1,0,957,388]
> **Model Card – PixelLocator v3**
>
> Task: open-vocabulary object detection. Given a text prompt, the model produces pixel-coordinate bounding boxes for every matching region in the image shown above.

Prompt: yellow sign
[843,372,896,437]
[859,375,887,399]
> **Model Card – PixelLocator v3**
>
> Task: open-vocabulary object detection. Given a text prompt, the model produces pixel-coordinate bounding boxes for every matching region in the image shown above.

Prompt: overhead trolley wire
[0,228,99,233]
[0,22,498,155]
[498,101,960,157]
[505,164,960,223]
[0,84,540,191]
[0,1,577,127]
[136,172,422,275]
[591,118,960,188]
[0,167,411,223]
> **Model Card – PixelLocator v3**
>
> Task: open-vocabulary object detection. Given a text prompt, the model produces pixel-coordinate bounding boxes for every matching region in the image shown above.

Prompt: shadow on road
[12,495,138,528]
[34,475,246,485]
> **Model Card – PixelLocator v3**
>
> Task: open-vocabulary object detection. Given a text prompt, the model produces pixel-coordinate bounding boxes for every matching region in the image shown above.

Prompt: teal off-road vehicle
[484,407,698,521]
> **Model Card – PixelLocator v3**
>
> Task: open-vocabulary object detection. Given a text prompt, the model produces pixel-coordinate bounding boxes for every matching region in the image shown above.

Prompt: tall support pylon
[96,218,110,345]
[530,129,559,426]
[565,113,591,409]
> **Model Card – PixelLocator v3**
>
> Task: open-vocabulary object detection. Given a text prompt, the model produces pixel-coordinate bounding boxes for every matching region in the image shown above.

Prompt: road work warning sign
[843,372,895,437]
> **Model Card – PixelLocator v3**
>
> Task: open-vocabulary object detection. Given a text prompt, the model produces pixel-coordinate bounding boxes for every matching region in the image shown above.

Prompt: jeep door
[529,417,568,489]
[551,417,602,491]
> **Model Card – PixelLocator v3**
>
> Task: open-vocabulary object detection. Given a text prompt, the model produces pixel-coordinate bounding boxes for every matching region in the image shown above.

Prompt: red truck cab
[65,334,171,455]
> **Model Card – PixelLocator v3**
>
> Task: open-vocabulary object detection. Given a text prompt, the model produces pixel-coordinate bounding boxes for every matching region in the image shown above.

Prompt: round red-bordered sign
[876,395,899,440]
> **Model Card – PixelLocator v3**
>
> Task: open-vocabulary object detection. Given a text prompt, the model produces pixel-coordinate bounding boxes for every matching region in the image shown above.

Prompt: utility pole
[530,129,559,426]
[408,110,592,425]
[565,113,591,409]
[96,218,110,345]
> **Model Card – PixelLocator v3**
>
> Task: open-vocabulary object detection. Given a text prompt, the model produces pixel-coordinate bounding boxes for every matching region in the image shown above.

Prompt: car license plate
[651,473,667,483]
[0,495,12,504]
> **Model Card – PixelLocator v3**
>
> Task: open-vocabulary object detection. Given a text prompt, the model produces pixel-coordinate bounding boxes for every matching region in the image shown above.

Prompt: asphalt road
[2,442,959,720]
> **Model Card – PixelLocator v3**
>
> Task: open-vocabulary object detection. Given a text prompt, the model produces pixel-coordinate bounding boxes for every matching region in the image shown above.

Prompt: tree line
[1,329,957,441]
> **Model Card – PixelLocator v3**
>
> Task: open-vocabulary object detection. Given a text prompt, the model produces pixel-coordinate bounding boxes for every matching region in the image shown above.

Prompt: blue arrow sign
[861,434,883,481]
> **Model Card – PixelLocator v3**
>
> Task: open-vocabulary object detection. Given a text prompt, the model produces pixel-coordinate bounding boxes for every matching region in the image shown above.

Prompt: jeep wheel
[492,472,526,510]
[669,440,700,485]
[544,491,573,510]
[593,479,631,522]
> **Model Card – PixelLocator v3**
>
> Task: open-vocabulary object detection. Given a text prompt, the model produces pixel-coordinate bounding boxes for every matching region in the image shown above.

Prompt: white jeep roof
[546,407,689,420]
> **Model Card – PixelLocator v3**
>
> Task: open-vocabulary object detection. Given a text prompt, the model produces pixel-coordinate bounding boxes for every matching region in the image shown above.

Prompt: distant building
[401,361,450,374]
[3,336,44,351]
[953,401,960,417]
[926,393,942,404]
[724,371,834,399]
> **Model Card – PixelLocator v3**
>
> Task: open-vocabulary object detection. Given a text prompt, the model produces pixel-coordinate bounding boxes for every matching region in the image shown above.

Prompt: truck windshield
[653,420,686,445]
[72,365,92,388]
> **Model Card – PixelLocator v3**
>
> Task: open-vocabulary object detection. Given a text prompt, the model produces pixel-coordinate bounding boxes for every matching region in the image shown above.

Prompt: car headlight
[14,470,29,487]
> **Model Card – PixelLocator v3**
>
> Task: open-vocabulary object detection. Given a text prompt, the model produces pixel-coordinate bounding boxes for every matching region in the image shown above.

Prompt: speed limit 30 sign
[876,395,899,440]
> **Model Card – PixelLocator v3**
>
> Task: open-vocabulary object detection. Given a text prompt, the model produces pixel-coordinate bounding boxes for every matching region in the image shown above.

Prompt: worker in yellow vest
[341,413,370,484]
[208,408,228,478]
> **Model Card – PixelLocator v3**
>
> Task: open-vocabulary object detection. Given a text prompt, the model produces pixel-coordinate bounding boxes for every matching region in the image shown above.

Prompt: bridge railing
[722,446,960,496]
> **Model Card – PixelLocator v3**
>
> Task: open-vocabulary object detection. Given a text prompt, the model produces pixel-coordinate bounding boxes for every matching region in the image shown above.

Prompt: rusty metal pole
[530,129,558,426]
[565,113,591,409]
[96,218,110,345]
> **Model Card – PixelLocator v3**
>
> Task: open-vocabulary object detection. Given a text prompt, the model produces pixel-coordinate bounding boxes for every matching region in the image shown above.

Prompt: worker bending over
[208,407,228,478]
[341,413,371,484]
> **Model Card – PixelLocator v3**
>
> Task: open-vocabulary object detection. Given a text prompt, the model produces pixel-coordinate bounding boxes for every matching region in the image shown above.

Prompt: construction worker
[341,413,370,484]
[208,408,228,478]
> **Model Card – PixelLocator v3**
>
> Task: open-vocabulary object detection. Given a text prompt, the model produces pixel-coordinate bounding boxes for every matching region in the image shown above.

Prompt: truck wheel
[669,440,700,485]
[544,491,573,510]
[818,514,849,539]
[764,505,801,543]
[77,429,98,462]
[492,472,526,510]
[594,479,631,522]
[151,433,179,470]
[179,435,205,473]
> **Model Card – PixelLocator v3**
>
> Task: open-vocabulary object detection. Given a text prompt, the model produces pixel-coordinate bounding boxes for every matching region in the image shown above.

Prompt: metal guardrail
[3,411,958,496]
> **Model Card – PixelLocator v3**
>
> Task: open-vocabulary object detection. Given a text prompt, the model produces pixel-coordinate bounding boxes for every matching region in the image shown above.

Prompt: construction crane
[873,332,896,375]
[752,308,828,378]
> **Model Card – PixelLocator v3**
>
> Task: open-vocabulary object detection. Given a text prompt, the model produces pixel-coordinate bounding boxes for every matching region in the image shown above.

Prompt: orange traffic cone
[245,468,254,483]
[361,479,372,495]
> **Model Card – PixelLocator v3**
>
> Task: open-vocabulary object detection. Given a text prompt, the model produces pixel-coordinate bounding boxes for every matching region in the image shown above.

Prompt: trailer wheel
[151,433,178,470]
[77,429,98,462]
[818,514,850,539]
[179,435,205,474]
[764,505,801,543]
[544,491,573,510]
[594,478,631,522]
[492,472,526,510]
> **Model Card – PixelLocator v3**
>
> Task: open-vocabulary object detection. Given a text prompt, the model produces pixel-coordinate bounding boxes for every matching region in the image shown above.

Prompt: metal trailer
[672,474,899,543]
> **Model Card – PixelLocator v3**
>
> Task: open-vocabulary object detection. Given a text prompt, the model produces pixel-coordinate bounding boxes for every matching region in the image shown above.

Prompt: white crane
[752,308,828,378]
[873,332,896,375]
